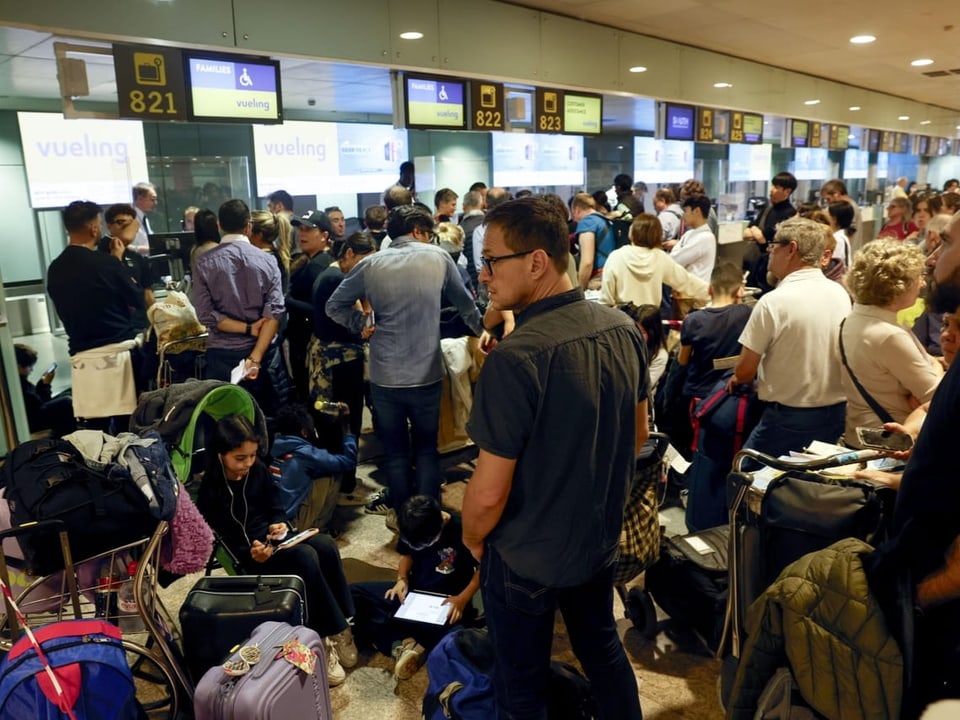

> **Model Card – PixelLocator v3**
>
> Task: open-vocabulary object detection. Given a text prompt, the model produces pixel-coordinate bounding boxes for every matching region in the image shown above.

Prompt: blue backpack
[0,619,144,719]
[422,629,598,720]
[422,629,495,720]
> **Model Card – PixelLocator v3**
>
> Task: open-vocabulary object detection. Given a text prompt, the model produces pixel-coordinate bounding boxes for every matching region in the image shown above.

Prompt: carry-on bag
[0,520,144,719]
[193,620,330,720]
[179,575,306,684]
[644,525,729,653]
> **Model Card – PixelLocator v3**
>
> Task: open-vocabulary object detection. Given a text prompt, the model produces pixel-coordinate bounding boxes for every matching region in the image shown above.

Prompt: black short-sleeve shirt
[466,289,647,587]
[47,245,142,354]
[681,304,753,397]
[397,514,476,596]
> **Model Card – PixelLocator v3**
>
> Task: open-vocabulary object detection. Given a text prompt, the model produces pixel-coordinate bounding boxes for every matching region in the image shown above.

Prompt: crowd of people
[22,166,960,716]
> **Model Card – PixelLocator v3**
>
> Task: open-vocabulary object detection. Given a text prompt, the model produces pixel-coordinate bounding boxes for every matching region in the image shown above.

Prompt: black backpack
[0,438,156,574]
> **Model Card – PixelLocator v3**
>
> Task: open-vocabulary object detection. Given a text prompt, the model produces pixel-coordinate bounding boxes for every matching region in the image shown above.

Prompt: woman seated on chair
[196,414,358,684]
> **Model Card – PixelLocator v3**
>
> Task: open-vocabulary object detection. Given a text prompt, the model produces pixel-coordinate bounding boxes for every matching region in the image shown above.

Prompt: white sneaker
[330,627,358,669]
[392,637,425,680]
[325,638,346,687]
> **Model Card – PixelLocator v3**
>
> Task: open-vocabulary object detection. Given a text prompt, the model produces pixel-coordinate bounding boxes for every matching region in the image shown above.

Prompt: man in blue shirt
[326,206,482,522]
[571,192,615,289]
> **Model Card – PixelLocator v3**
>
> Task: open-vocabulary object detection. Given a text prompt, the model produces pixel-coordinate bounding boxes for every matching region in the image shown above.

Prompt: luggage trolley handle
[0,520,82,639]
[719,447,883,660]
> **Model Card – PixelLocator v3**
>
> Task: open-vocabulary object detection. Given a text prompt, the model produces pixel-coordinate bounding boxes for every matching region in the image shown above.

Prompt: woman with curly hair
[840,240,942,446]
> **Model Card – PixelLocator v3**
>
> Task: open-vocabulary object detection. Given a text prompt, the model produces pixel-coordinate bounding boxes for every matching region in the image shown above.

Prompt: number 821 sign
[113,44,189,122]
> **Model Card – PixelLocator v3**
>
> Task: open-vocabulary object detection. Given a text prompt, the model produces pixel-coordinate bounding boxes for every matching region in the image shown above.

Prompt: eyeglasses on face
[480,249,536,274]
[767,239,794,248]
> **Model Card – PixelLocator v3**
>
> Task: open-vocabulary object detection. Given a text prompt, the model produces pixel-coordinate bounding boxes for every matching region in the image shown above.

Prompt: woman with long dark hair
[196,414,357,686]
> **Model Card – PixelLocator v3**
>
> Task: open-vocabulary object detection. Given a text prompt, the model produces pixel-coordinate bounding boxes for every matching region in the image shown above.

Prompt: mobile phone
[44,362,57,375]
[855,427,913,452]
[365,311,375,328]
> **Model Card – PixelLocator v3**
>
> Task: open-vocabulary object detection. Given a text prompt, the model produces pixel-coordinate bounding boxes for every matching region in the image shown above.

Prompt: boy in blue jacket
[270,403,358,533]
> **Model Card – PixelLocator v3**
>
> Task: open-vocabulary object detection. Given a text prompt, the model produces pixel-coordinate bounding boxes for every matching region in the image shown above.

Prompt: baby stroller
[129,380,269,494]
[615,432,670,630]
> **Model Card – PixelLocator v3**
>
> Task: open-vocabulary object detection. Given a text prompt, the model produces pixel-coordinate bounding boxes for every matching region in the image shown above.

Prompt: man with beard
[867,212,960,714]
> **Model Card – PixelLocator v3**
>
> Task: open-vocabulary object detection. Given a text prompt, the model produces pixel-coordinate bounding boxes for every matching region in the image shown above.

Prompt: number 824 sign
[113,44,189,122]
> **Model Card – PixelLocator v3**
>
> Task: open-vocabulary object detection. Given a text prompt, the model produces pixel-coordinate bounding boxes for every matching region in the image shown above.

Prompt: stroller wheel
[625,587,658,638]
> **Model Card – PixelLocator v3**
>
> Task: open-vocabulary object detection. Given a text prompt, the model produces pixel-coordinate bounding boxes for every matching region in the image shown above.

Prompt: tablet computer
[394,590,450,625]
[276,528,319,550]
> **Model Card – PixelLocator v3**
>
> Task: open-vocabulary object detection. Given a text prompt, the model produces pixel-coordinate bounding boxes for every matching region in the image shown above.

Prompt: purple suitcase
[193,621,331,720]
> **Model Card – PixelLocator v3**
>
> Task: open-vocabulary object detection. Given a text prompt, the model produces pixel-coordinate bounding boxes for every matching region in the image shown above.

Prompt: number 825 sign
[113,44,189,121]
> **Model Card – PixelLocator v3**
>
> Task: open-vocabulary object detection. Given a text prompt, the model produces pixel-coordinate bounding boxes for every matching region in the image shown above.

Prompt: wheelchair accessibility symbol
[239,67,254,87]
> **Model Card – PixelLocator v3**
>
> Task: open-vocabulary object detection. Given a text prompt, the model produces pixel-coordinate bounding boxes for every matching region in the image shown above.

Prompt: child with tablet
[349,495,480,683]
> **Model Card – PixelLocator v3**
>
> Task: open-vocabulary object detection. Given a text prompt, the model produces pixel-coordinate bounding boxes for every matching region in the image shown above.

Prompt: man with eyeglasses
[326,205,482,528]
[727,217,850,459]
[99,203,155,332]
[462,197,646,720]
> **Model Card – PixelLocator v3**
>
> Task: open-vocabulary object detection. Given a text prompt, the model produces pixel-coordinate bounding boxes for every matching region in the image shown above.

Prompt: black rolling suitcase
[179,574,307,684]
[644,525,729,653]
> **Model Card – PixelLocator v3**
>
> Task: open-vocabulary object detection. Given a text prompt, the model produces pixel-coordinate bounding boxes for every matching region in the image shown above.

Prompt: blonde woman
[250,210,292,293]
[840,240,942,446]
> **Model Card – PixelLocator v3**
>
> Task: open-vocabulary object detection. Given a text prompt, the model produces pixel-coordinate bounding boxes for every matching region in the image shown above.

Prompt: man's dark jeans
[480,546,642,720]
[370,381,443,511]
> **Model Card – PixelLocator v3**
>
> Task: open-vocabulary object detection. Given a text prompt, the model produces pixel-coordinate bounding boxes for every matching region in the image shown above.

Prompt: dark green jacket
[727,538,903,720]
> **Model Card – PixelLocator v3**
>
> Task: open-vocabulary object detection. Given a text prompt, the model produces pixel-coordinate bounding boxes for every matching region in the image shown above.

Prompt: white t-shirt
[738,267,851,407]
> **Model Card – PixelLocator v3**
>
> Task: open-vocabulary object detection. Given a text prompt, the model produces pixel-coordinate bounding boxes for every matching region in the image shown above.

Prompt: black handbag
[179,574,307,683]
[759,471,888,588]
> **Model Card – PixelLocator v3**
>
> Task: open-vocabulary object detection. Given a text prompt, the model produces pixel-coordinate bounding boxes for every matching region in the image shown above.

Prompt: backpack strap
[838,319,894,424]
[733,394,749,455]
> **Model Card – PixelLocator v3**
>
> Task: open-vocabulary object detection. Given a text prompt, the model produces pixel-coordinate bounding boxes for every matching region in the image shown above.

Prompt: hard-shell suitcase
[193,620,331,720]
[179,575,307,684]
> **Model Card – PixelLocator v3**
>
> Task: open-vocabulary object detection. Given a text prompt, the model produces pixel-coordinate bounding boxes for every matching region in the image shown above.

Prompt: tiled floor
[11,330,725,718]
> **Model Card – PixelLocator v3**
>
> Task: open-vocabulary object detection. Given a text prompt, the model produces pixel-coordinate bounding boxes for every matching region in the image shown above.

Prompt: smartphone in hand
[45,362,58,375]
[855,427,913,452]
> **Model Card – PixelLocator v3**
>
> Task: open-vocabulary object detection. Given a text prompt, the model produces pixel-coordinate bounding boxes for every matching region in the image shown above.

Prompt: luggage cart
[0,520,192,718]
[157,332,208,388]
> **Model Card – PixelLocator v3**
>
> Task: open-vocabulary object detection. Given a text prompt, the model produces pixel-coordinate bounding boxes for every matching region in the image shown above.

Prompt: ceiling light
[911,58,934,67]
[898,115,910,120]
[921,120,932,125]
[713,82,733,88]
[399,31,423,40]
[850,35,876,44]
[804,99,820,105]
[849,106,861,111]
[849,136,858,142]
[628,66,647,73]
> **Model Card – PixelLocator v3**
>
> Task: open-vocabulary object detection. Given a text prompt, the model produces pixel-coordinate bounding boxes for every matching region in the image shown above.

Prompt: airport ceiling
[0,0,956,132]
[499,0,960,112]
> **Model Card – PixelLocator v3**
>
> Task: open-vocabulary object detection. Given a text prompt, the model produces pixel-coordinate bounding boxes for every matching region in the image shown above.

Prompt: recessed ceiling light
[955,125,960,130]
[898,115,910,120]
[628,66,647,73]
[849,136,858,142]
[804,99,820,105]
[617,145,624,150]
[911,58,934,67]
[850,35,876,44]
[920,120,932,125]
[399,31,423,40]
[713,82,733,88]
[849,106,861,111]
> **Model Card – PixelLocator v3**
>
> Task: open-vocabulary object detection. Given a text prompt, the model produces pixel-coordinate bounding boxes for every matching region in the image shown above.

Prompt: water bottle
[95,560,119,624]
[117,560,145,633]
